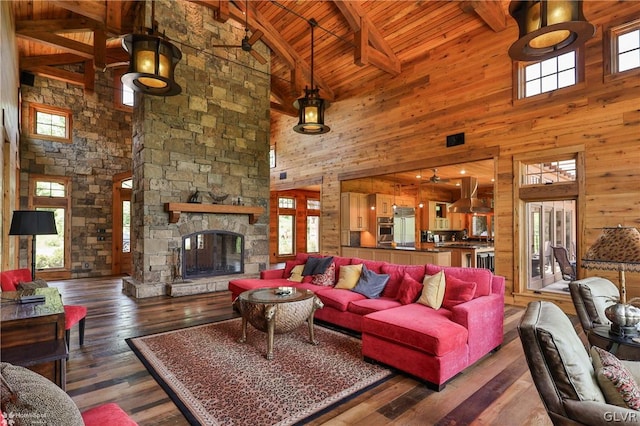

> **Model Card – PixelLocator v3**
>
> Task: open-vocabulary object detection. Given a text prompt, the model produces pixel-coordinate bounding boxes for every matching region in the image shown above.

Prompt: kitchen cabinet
[394,196,415,208]
[427,201,450,230]
[341,192,369,231]
[369,194,394,217]
[341,247,451,266]
[448,211,466,230]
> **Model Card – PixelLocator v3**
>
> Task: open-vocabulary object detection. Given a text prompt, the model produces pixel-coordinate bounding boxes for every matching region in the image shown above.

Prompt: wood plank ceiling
[11,0,511,185]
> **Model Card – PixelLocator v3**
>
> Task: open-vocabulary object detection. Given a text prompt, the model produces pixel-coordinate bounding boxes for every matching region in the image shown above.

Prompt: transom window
[523,51,576,98]
[278,197,295,209]
[615,23,640,73]
[29,104,72,142]
[35,181,66,197]
[307,199,320,210]
[522,159,576,186]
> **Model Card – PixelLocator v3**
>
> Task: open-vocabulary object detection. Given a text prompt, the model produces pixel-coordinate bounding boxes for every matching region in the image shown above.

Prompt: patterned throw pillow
[591,346,640,410]
[288,265,305,283]
[17,278,49,291]
[311,262,336,286]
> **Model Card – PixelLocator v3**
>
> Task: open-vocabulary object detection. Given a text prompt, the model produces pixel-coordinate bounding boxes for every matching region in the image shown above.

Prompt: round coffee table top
[238,287,314,304]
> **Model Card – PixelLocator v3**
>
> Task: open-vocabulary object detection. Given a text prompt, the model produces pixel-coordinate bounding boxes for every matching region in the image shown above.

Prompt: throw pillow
[335,264,363,290]
[288,265,305,283]
[352,265,390,299]
[396,273,424,305]
[302,256,321,276]
[284,260,302,277]
[441,275,477,310]
[591,346,640,410]
[311,262,336,286]
[417,271,446,309]
[16,278,49,291]
[302,256,334,276]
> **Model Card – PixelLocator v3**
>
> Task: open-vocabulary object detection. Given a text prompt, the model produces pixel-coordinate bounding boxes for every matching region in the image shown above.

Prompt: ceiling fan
[210,0,267,65]
[429,169,451,184]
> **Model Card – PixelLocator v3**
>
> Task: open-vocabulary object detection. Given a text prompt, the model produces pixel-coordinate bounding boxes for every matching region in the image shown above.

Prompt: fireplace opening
[182,231,244,279]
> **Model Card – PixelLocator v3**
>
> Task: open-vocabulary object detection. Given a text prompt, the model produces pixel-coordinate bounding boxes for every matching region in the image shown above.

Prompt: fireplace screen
[182,231,244,278]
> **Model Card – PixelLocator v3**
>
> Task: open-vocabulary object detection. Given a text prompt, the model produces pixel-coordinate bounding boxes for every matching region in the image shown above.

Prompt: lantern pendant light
[121,1,182,96]
[508,0,596,62]
[293,18,330,135]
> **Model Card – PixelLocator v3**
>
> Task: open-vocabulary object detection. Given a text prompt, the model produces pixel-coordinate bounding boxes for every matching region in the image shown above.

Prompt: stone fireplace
[122,1,270,298]
[182,230,244,279]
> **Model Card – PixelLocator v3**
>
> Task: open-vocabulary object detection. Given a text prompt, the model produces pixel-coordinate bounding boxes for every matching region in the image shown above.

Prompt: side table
[1,287,68,389]
[589,325,640,361]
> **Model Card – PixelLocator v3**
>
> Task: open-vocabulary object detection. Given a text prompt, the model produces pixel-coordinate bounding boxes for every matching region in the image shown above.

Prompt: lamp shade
[121,33,182,96]
[508,0,596,61]
[9,210,58,236]
[582,226,640,272]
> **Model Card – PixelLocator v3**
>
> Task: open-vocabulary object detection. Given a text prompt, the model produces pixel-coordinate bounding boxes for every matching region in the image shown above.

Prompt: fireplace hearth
[183,231,244,279]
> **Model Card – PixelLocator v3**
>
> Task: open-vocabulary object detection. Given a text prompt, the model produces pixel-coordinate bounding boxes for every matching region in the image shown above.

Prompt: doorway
[112,173,132,275]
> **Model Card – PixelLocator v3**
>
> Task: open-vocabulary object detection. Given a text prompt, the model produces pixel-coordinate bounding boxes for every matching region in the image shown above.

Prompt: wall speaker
[446,132,465,147]
[20,72,35,87]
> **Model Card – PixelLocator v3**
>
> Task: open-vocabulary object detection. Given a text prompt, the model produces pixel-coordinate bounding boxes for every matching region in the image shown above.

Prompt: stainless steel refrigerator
[393,207,415,248]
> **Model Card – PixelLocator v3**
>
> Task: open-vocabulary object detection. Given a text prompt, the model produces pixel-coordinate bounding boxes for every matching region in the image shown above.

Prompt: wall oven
[377,217,394,247]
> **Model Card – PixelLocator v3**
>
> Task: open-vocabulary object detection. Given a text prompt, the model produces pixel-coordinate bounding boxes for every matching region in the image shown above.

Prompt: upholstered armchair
[0,268,87,348]
[518,301,640,425]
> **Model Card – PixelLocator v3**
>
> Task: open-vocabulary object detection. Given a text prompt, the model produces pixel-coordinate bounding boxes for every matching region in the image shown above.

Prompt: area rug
[126,318,393,426]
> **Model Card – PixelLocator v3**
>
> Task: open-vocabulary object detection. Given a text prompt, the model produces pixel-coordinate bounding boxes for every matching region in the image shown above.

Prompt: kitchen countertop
[435,242,494,249]
[343,245,450,253]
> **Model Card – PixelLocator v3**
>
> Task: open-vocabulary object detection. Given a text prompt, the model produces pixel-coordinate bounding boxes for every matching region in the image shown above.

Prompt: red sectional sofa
[228,253,505,390]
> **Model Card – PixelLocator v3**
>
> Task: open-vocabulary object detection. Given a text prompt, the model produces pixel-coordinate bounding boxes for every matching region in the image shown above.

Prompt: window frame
[29,103,72,143]
[512,48,586,103]
[28,174,72,279]
[277,197,296,257]
[604,18,640,82]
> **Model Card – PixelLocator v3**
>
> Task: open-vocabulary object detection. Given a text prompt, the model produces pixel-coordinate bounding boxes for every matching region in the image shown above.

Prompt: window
[114,68,134,111]
[306,198,320,253]
[608,20,640,75]
[522,51,576,98]
[277,197,296,256]
[29,176,71,276]
[29,104,72,143]
[522,159,576,185]
[269,145,276,168]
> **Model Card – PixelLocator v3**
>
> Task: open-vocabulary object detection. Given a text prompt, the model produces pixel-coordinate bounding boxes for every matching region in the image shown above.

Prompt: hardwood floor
[49,276,556,425]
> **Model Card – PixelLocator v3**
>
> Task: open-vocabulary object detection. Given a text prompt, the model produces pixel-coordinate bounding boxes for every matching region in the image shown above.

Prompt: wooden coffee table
[233,287,323,360]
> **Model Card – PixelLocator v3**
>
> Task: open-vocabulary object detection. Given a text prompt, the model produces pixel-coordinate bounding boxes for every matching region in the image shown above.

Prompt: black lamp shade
[9,210,58,236]
[121,33,182,96]
[508,0,596,61]
[293,88,330,135]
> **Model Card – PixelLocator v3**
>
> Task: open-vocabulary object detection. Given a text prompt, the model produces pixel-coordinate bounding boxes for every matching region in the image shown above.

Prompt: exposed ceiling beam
[28,65,85,86]
[16,31,94,59]
[51,0,107,24]
[334,0,401,75]
[459,1,507,32]
[20,53,87,69]
[16,18,103,33]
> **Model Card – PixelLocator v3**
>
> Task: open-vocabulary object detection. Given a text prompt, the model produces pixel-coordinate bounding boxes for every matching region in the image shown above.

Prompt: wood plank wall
[269,2,640,308]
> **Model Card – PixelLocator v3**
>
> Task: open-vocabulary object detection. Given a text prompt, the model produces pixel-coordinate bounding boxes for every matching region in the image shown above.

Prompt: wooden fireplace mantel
[164,203,264,224]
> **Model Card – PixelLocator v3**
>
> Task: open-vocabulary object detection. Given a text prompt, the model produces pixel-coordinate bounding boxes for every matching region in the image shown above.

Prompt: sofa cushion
[295,252,310,263]
[417,271,446,309]
[311,262,336,286]
[229,278,286,295]
[333,256,352,281]
[351,258,386,274]
[442,275,476,310]
[352,265,390,299]
[302,256,333,276]
[591,346,640,409]
[348,297,402,316]
[284,259,304,277]
[425,265,492,297]
[363,304,466,357]
[335,264,363,290]
[287,264,305,282]
[396,273,423,305]
[380,264,426,299]
[317,288,366,312]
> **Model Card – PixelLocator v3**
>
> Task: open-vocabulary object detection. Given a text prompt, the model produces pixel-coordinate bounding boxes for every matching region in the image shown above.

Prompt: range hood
[449,177,492,214]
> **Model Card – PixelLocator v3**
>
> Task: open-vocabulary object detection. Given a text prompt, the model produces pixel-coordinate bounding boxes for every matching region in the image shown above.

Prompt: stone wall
[19,66,132,278]
[125,1,271,297]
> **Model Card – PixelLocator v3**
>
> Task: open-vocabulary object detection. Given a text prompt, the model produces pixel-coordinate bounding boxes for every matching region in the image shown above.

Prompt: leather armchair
[518,301,639,425]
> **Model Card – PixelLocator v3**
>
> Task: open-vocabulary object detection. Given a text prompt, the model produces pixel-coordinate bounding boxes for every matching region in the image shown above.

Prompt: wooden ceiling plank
[17,31,94,59]
[29,65,85,86]
[105,1,123,35]
[21,53,85,68]
[459,1,507,32]
[51,0,106,24]
[16,18,103,33]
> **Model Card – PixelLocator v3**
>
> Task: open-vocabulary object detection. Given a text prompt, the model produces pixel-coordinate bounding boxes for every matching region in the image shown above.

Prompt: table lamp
[9,210,58,280]
[582,225,640,336]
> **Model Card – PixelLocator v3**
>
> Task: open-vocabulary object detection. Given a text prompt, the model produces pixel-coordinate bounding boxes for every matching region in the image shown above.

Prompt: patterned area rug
[127,318,393,426]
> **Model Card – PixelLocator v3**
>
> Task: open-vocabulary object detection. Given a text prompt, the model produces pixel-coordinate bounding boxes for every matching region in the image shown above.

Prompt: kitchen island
[341,246,451,266]
[427,242,495,269]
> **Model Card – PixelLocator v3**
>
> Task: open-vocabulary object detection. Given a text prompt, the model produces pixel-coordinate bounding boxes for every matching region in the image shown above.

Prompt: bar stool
[477,253,489,269]
[488,252,495,272]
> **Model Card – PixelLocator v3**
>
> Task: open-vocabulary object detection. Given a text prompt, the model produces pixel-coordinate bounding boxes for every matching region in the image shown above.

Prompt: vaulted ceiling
[11,0,512,117]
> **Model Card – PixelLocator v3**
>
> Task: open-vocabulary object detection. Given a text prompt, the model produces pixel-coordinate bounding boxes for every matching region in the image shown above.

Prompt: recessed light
[460,169,466,174]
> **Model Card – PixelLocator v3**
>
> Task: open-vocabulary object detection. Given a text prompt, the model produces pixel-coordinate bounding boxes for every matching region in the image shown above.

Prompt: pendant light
[121,1,182,96]
[293,18,330,135]
[508,0,596,62]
